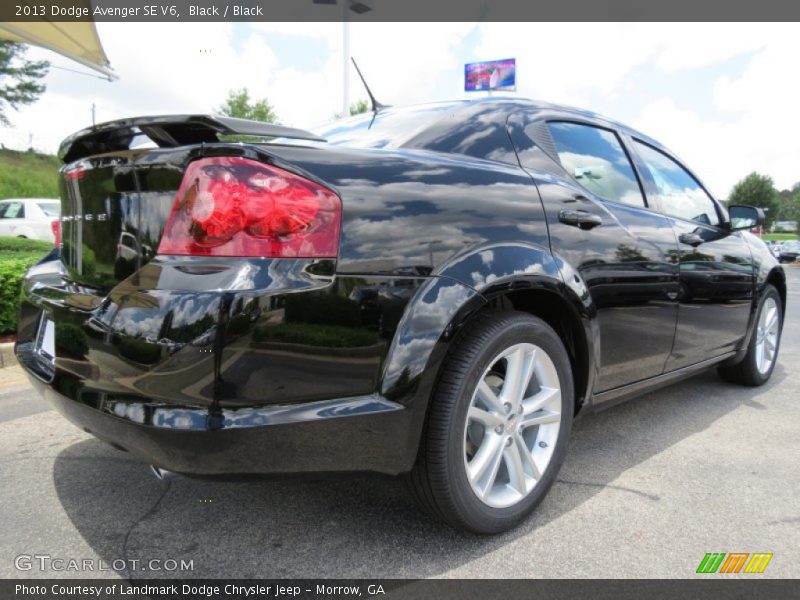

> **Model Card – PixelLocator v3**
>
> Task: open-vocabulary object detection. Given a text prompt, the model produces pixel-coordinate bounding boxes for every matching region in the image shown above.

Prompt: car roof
[457,96,666,148]
[316,97,666,153]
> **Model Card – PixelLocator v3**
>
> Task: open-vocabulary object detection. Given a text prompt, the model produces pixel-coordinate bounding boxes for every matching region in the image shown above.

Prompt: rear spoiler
[58,114,326,163]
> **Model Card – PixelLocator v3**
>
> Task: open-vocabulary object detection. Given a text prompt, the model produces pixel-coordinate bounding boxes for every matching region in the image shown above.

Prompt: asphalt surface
[1,268,798,579]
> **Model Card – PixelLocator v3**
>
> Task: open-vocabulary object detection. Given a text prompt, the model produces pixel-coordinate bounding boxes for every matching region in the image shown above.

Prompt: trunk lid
[59,152,182,290]
[57,115,324,290]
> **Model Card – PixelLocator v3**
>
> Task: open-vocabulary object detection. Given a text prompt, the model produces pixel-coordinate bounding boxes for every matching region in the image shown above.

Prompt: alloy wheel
[755,297,780,375]
[463,342,562,508]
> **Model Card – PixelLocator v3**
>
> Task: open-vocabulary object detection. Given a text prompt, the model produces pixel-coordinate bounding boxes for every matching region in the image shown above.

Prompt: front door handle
[679,232,704,247]
[558,209,603,230]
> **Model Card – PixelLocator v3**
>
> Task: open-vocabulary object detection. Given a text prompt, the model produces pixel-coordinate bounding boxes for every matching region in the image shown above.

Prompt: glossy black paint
[528,171,680,393]
[662,220,754,370]
[58,114,324,163]
[17,98,786,476]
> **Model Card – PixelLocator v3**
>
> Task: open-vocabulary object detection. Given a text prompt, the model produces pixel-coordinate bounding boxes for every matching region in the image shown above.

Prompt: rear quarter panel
[268,145,591,463]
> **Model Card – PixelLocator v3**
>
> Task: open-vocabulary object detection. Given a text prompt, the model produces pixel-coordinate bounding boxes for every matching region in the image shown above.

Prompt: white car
[0,198,61,243]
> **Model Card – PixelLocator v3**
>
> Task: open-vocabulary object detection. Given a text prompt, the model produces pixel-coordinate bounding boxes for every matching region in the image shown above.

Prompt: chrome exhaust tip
[150,465,169,480]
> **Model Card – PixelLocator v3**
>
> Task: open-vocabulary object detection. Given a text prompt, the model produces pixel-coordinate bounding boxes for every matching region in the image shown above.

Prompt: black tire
[408,311,574,534]
[718,284,782,386]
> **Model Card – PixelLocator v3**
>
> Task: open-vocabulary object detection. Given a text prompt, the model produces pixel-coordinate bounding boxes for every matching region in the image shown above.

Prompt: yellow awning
[0,21,116,80]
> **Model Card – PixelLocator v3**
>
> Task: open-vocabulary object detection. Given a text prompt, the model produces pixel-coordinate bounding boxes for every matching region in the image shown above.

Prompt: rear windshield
[311,102,465,149]
[37,202,60,217]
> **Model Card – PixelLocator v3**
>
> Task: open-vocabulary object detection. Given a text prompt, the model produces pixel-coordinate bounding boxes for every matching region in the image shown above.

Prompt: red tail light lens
[64,167,85,181]
[157,157,341,258]
[51,220,61,247]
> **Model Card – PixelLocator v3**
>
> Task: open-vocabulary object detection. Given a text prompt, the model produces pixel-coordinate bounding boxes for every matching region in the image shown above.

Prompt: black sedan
[15,99,786,533]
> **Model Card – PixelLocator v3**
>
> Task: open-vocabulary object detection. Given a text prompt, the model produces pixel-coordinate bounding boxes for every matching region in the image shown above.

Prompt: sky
[2,22,798,197]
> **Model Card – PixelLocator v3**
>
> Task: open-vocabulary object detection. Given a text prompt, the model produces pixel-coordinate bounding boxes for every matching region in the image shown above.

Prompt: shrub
[226,313,252,335]
[0,236,52,254]
[61,241,96,278]
[55,322,89,358]
[284,293,361,327]
[252,322,377,348]
[118,338,162,365]
[0,237,52,334]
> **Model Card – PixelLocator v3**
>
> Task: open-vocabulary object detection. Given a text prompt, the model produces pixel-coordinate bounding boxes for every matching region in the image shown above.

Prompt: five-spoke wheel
[719,284,783,386]
[755,296,780,375]
[464,343,561,508]
[409,312,573,534]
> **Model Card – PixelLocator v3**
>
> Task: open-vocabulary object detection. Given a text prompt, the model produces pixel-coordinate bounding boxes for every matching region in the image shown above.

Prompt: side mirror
[728,205,765,231]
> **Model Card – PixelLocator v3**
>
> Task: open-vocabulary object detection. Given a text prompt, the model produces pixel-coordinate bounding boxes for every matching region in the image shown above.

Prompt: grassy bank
[0,148,61,199]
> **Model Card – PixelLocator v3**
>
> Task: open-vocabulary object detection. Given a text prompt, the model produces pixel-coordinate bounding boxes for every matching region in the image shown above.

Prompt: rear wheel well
[474,288,589,414]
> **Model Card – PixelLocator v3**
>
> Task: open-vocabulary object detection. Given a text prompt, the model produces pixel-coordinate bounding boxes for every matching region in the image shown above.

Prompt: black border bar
[4,0,800,22]
[4,579,800,600]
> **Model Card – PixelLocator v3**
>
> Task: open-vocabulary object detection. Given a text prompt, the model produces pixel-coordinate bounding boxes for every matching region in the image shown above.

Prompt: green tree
[333,99,370,120]
[615,243,647,263]
[775,186,800,224]
[728,172,779,226]
[349,99,369,116]
[0,41,49,126]
[217,88,278,123]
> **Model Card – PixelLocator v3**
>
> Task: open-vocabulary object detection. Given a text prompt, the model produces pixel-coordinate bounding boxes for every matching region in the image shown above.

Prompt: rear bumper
[14,255,424,475]
[20,360,408,475]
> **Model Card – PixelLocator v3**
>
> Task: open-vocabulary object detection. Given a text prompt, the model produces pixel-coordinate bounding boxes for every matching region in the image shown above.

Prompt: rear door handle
[679,232,704,247]
[558,209,603,230]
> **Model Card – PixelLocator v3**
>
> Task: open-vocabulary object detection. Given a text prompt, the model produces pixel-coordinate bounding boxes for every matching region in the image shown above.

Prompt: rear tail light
[157,157,341,258]
[64,166,85,181]
[51,220,61,247]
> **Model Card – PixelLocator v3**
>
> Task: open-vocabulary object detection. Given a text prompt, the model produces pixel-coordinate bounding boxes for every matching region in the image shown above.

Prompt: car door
[628,139,754,371]
[508,114,680,393]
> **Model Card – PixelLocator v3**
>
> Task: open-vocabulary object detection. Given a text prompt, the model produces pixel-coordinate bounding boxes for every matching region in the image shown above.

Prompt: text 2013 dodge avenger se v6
[16,99,785,533]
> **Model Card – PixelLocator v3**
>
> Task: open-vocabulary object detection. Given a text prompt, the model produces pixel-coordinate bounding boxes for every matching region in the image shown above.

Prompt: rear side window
[547,122,644,207]
[0,201,24,218]
[633,141,719,227]
[37,202,60,217]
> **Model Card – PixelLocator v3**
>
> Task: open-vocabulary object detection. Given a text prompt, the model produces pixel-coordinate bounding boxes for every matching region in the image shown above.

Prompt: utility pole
[91,103,96,126]
[342,10,350,117]
[329,0,373,117]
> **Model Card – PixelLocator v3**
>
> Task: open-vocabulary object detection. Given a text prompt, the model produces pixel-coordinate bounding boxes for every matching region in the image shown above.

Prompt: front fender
[728,232,787,363]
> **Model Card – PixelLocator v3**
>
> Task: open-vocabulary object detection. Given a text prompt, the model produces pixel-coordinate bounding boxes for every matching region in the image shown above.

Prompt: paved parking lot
[1,268,798,579]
